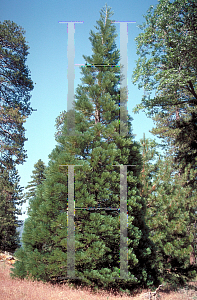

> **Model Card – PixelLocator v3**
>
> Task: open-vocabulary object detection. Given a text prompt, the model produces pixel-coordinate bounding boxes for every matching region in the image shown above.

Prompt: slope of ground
[1,251,197,300]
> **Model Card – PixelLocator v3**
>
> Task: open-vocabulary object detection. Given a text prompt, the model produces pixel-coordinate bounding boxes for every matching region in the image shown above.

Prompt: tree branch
[187,80,197,100]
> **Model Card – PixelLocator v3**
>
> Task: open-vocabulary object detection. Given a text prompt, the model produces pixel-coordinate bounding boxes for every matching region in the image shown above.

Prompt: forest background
[1,0,161,224]
[1,0,197,296]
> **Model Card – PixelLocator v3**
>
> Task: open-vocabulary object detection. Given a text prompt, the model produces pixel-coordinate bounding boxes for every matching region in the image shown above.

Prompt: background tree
[132,0,197,285]
[0,165,23,253]
[0,20,34,252]
[11,5,160,296]
[0,20,34,169]
[24,159,46,215]
[138,133,160,199]
[138,134,197,286]
[132,0,197,188]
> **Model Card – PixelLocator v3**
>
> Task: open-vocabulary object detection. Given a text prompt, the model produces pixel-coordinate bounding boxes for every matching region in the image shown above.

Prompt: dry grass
[1,259,197,300]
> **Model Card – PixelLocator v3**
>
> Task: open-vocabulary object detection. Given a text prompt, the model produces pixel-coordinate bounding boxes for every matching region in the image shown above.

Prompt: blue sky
[1,0,160,221]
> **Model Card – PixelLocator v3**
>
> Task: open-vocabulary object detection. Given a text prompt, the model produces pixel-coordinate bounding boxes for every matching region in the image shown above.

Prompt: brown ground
[1,252,197,300]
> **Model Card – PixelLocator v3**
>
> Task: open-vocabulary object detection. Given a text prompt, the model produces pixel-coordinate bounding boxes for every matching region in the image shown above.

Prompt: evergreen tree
[132,1,197,285]
[132,0,197,189]
[138,134,160,199]
[10,5,159,295]
[138,134,197,286]
[0,165,23,253]
[0,20,34,252]
[0,20,34,169]
[24,159,46,215]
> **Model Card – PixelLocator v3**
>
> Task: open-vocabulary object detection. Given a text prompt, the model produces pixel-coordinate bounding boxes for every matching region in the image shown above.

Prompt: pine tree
[132,0,197,189]
[10,5,159,295]
[0,165,23,253]
[0,20,34,169]
[0,20,34,253]
[138,133,160,199]
[138,134,197,286]
[132,1,197,285]
[24,159,46,214]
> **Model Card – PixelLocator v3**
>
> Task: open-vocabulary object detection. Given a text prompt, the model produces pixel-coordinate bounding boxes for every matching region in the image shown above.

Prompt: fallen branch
[143,284,163,299]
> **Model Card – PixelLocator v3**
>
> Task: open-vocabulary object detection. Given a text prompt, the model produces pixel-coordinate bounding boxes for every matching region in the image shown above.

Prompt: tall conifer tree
[11,5,159,295]
[132,1,197,285]
[0,20,34,169]
[132,0,197,189]
[0,20,34,253]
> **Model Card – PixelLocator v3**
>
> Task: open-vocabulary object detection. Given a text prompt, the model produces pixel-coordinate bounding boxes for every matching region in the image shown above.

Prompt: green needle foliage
[0,20,34,252]
[0,20,34,169]
[132,1,197,286]
[10,5,159,295]
[132,0,197,189]
[138,134,197,286]
[24,159,46,215]
[0,165,24,253]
